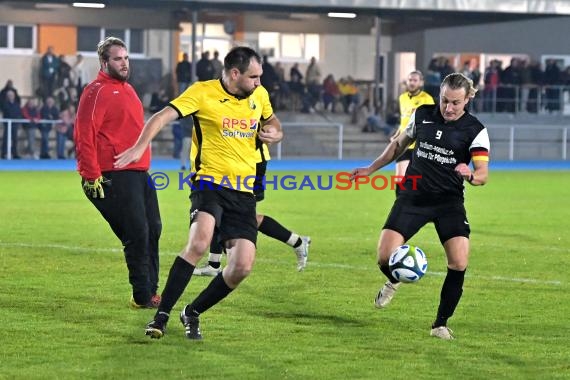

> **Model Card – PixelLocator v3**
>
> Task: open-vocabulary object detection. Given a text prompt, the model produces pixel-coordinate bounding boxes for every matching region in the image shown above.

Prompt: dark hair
[97,36,127,62]
[224,46,261,74]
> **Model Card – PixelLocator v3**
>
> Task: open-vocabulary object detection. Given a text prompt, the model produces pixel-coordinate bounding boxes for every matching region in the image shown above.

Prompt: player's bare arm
[258,114,283,145]
[114,106,179,168]
[455,160,488,186]
[350,132,412,180]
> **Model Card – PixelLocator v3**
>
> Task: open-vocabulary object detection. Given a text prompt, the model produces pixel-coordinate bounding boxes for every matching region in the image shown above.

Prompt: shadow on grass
[251,310,371,327]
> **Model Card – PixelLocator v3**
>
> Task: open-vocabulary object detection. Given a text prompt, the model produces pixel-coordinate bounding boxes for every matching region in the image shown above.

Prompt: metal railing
[487,124,568,161]
[1,118,345,161]
[3,118,567,161]
[1,118,62,160]
[274,122,344,160]
[473,84,570,115]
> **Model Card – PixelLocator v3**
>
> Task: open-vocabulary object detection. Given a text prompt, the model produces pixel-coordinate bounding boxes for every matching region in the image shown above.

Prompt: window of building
[0,24,35,53]
[179,22,232,60]
[259,32,319,62]
[77,27,144,55]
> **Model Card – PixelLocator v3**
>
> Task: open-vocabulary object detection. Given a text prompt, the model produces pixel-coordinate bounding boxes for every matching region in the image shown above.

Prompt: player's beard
[407,86,421,96]
[108,65,130,82]
[236,82,256,98]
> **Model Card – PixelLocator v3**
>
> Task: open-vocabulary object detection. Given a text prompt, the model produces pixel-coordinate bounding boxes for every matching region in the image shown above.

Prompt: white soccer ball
[388,245,428,283]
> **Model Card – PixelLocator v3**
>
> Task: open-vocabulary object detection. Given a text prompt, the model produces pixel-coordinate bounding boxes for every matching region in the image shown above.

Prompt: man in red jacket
[74,37,162,309]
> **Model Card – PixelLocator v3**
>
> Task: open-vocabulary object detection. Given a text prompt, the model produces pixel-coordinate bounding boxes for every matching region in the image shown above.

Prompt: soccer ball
[388,245,428,283]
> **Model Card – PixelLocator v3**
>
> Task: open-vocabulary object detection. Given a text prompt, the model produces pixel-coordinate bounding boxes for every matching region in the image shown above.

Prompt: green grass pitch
[0,170,569,379]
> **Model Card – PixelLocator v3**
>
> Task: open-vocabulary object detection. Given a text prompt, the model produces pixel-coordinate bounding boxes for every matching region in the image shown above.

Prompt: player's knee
[185,239,210,257]
[225,262,252,283]
[447,261,468,271]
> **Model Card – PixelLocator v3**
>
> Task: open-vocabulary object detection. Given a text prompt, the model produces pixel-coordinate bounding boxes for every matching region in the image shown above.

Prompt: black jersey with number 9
[400,104,490,203]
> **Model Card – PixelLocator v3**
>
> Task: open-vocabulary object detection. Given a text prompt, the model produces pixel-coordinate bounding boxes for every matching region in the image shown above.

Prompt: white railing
[1,118,345,160]
[3,118,567,161]
[487,124,568,161]
[0,118,62,160]
[276,122,344,160]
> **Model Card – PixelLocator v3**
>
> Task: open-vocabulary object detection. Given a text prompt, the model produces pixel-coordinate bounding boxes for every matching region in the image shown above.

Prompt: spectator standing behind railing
[56,103,76,159]
[39,96,59,159]
[0,80,21,106]
[289,62,304,110]
[58,55,72,88]
[211,51,223,79]
[483,60,501,112]
[305,57,322,110]
[22,98,41,159]
[71,54,88,96]
[273,62,290,110]
[196,51,214,81]
[527,60,544,114]
[544,59,562,112]
[499,58,522,113]
[1,89,23,159]
[175,53,192,95]
[461,59,481,112]
[40,46,59,99]
[289,62,304,94]
[261,55,279,103]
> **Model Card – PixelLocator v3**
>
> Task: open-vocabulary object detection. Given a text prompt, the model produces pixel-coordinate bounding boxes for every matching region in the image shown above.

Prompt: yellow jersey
[170,79,274,192]
[398,90,434,149]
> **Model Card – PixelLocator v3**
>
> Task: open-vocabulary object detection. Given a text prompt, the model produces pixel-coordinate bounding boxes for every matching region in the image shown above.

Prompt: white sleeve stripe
[405,111,416,139]
[91,85,105,122]
[470,128,490,151]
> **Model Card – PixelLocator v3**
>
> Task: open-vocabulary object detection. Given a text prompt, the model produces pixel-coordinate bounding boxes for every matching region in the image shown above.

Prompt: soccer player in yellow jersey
[194,144,311,276]
[115,46,283,340]
[393,71,434,179]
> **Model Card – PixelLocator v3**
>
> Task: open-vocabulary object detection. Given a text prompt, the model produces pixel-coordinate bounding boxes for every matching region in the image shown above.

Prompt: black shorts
[383,197,470,244]
[253,161,267,202]
[395,149,413,163]
[190,180,257,245]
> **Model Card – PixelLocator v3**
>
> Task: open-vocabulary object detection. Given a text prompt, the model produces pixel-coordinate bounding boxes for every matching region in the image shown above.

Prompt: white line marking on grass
[0,242,122,253]
[0,241,563,286]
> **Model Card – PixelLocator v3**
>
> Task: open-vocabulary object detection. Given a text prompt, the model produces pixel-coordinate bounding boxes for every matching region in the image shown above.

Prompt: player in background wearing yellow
[393,71,435,179]
[115,46,283,340]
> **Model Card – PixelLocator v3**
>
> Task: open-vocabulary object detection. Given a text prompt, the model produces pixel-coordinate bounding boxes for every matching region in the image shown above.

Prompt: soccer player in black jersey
[351,73,490,340]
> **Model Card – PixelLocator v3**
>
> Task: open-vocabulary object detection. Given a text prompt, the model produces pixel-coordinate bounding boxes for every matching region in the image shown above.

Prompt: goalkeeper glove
[82,176,110,199]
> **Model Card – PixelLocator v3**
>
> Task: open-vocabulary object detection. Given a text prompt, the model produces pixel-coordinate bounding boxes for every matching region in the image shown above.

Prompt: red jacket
[74,71,150,180]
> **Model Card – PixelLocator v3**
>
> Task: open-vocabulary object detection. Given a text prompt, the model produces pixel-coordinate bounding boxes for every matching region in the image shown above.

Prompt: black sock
[379,263,399,284]
[432,267,466,328]
[292,238,302,248]
[156,256,194,315]
[186,272,233,316]
[258,215,292,243]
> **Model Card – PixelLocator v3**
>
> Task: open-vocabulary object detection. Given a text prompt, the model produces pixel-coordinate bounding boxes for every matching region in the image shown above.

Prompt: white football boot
[374,281,401,308]
[294,236,311,271]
